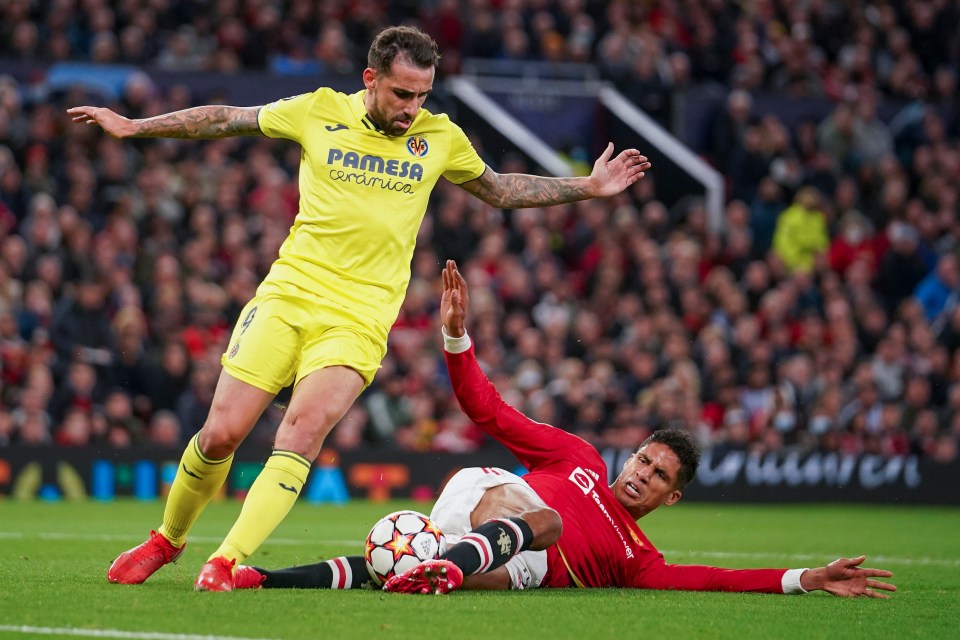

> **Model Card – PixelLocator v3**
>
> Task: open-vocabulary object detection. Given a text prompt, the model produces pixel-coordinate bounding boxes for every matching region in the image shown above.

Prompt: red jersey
[446,346,788,593]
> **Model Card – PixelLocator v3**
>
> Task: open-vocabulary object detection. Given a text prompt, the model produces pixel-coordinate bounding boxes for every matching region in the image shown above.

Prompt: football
[364,510,446,586]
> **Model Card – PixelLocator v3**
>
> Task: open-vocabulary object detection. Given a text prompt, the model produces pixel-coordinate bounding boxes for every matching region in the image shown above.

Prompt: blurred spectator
[102,389,145,447]
[852,89,894,170]
[142,341,191,413]
[55,406,94,446]
[749,177,786,260]
[13,386,52,444]
[817,103,858,174]
[709,90,748,150]
[828,210,877,277]
[913,253,960,324]
[156,26,210,71]
[363,369,411,447]
[48,360,99,425]
[174,357,217,436]
[771,186,829,273]
[147,409,182,447]
[875,222,931,316]
[49,270,112,377]
[432,410,481,453]
[109,306,151,405]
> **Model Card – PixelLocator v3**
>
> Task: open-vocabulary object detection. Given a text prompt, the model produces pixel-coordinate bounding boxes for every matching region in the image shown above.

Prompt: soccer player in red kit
[233,261,896,598]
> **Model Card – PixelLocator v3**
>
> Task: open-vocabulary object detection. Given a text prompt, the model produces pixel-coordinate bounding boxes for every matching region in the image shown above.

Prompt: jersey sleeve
[258,90,320,142]
[441,119,487,185]
[444,346,594,469]
[632,556,787,593]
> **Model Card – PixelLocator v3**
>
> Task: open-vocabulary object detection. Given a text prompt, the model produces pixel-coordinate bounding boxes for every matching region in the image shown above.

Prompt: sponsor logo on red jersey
[568,467,595,494]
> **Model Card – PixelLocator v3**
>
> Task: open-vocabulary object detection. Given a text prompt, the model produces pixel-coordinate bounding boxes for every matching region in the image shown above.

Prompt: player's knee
[199,397,260,457]
[197,422,244,459]
[528,507,562,550]
[274,407,335,458]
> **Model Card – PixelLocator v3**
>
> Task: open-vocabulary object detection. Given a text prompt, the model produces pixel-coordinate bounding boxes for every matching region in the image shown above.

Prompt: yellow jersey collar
[349,90,383,132]
[349,89,425,135]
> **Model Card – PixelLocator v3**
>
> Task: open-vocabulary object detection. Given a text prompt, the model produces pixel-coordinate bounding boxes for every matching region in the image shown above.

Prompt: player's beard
[368,106,411,137]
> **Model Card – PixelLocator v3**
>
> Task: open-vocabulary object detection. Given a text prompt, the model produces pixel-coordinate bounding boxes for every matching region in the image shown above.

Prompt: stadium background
[0,0,958,507]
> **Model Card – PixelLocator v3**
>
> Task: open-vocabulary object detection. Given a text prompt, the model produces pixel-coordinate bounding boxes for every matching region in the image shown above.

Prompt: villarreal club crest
[406,135,428,158]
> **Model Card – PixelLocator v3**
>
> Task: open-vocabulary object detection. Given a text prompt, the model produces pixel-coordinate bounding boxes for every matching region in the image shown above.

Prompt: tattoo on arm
[132,105,262,139]
[459,168,593,208]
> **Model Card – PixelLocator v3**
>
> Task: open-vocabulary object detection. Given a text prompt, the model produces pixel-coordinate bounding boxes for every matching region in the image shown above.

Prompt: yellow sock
[210,450,311,564]
[158,434,233,548]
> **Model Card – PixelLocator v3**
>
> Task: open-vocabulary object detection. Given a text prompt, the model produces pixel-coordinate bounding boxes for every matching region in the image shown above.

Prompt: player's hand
[440,259,468,338]
[66,106,136,138]
[588,143,651,197]
[803,556,896,598]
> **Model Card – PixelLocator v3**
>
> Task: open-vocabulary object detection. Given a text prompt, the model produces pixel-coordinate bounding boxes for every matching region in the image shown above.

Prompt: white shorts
[430,467,548,590]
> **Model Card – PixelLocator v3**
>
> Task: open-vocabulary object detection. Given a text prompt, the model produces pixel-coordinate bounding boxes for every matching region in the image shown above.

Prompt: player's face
[611,442,683,519]
[362,60,434,137]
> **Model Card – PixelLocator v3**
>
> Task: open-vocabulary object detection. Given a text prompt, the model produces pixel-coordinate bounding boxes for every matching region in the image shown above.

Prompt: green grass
[1,500,958,640]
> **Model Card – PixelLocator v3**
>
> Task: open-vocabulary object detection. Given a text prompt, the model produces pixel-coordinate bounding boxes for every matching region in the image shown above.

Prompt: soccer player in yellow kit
[68,25,651,591]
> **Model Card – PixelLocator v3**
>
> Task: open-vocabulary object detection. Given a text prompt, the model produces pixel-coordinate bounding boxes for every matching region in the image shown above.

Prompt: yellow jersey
[257,88,486,330]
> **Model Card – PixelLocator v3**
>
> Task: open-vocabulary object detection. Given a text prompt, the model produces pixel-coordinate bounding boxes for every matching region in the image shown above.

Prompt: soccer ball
[364,510,446,586]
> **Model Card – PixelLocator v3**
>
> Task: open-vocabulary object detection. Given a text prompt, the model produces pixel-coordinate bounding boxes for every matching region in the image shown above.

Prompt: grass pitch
[0,499,957,640]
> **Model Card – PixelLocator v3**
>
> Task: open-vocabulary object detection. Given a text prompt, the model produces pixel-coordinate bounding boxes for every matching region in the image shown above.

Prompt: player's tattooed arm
[458,168,594,208]
[130,105,263,138]
[458,144,649,208]
[67,105,263,139]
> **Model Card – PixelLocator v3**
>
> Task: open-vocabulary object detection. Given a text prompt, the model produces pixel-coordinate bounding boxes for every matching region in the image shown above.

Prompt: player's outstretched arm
[66,105,263,139]
[439,258,585,465]
[800,556,896,598]
[458,143,650,208]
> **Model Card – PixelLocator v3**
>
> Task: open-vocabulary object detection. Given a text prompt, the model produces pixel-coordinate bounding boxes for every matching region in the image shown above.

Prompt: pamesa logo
[327,149,423,181]
[326,147,424,194]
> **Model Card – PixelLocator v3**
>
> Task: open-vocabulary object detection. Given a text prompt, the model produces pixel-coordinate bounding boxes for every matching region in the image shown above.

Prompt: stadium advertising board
[1,445,957,504]
[602,447,956,504]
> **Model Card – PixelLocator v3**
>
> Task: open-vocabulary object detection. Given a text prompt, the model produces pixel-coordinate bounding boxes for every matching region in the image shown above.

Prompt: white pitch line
[0,626,277,640]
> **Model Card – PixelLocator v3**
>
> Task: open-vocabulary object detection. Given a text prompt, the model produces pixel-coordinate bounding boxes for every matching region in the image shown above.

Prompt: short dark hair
[639,428,700,489]
[367,26,440,75]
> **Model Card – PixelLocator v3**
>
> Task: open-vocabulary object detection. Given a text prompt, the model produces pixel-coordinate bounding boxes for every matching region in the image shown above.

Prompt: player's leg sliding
[195,450,311,592]
[234,556,370,590]
[107,434,233,584]
[384,517,534,594]
[444,517,535,575]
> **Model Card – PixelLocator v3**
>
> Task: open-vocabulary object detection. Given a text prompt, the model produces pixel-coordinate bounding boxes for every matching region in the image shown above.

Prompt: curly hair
[639,428,701,489]
[367,26,440,75]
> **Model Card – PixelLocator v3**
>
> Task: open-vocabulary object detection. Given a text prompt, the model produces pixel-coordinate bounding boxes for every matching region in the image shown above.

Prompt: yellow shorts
[220,290,387,393]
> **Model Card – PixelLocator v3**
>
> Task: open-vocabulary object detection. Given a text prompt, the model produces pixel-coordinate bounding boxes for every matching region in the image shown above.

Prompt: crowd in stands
[0,0,958,466]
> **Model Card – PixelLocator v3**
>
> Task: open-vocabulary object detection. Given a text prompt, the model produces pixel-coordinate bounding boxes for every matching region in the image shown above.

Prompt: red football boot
[383,559,464,595]
[194,556,236,592]
[233,565,267,590]
[107,530,185,585]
